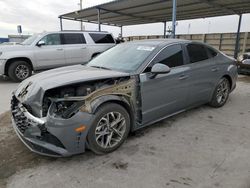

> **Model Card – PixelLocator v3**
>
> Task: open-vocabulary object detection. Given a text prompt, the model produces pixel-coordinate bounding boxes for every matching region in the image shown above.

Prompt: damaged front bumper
[11,95,94,157]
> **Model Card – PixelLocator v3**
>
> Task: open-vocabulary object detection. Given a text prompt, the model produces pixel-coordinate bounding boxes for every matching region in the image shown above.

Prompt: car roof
[127,39,190,46]
[40,31,111,35]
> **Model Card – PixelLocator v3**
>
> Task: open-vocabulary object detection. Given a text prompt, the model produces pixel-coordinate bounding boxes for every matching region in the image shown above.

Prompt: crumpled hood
[14,65,129,117]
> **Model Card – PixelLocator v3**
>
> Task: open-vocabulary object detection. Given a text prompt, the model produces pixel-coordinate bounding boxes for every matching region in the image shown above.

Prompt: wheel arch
[222,74,232,90]
[91,95,134,131]
[5,57,33,76]
[91,52,101,59]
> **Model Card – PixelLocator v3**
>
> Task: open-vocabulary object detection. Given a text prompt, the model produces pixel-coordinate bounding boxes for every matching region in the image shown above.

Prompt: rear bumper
[11,95,94,157]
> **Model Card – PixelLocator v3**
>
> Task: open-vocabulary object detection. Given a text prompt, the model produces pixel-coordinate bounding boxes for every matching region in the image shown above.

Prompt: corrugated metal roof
[60,0,250,26]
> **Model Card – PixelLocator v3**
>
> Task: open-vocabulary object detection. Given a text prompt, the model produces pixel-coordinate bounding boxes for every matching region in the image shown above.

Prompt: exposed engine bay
[42,76,141,121]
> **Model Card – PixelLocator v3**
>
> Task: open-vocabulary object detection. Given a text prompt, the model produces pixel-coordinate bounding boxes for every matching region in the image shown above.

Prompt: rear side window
[152,44,184,68]
[89,33,115,44]
[62,33,86,44]
[187,44,209,63]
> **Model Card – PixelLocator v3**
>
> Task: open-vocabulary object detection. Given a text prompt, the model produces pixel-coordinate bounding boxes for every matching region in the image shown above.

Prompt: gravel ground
[0,76,19,114]
[0,76,250,188]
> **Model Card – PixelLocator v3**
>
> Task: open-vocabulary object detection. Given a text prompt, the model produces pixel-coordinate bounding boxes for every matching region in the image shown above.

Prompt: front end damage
[11,76,140,157]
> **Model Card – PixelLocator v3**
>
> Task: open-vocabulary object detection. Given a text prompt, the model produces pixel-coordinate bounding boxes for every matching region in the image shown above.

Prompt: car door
[184,43,221,106]
[139,44,191,124]
[34,33,65,69]
[62,33,88,65]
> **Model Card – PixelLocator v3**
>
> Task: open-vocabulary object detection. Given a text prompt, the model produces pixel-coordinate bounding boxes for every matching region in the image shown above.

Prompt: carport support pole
[97,8,101,31]
[234,14,242,59]
[171,0,177,38]
[163,22,166,38]
[60,17,63,31]
[120,26,123,37]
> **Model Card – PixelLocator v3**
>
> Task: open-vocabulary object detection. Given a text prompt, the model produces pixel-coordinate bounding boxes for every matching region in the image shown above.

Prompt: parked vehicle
[237,52,250,74]
[11,39,237,157]
[0,31,116,82]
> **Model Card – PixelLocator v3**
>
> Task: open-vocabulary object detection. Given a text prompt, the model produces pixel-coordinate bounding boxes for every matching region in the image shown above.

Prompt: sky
[0,0,250,38]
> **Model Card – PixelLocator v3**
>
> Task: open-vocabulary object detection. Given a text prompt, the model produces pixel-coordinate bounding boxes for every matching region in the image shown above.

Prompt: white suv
[0,31,116,82]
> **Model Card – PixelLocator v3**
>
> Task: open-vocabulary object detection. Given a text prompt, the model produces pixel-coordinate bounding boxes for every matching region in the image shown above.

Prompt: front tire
[87,103,130,154]
[8,61,32,82]
[209,77,230,108]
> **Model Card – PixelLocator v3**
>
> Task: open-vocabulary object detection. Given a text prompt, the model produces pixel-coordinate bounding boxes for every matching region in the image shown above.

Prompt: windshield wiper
[90,65,111,70]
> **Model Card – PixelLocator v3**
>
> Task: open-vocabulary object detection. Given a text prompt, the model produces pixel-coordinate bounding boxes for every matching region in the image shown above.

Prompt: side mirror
[150,63,170,78]
[37,40,45,47]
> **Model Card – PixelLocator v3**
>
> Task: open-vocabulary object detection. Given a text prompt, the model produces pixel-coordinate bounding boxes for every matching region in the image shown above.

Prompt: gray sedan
[11,39,237,157]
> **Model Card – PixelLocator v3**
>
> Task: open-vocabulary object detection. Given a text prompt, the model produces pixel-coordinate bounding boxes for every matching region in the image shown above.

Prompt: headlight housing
[50,99,85,119]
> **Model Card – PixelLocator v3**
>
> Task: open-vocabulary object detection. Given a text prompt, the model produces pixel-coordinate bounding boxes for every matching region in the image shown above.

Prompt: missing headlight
[52,100,85,119]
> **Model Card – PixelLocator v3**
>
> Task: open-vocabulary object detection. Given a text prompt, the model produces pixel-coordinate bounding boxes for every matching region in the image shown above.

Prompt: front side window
[40,34,61,45]
[152,44,184,68]
[187,43,209,63]
[89,33,115,44]
[62,33,86,44]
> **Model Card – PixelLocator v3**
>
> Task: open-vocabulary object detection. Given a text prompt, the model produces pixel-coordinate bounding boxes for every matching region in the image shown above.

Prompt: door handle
[211,67,219,72]
[56,48,63,51]
[179,75,189,80]
[81,47,86,49]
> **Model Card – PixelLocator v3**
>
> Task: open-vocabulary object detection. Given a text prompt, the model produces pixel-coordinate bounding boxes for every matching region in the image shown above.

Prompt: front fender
[90,94,131,114]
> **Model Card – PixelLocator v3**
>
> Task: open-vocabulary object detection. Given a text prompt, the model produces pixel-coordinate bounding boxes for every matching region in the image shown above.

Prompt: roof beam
[97,7,163,24]
[199,0,238,15]
[63,0,169,20]
[79,2,199,21]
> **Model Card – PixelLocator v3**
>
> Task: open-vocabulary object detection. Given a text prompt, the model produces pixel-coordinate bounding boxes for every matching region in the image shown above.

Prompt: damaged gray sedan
[11,39,237,157]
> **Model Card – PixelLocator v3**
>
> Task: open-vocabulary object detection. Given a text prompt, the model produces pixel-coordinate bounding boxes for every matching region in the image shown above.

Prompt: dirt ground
[1,75,250,188]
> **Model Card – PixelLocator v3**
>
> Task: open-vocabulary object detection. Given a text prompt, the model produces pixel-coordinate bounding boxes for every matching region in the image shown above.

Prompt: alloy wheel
[15,65,29,80]
[216,79,229,104]
[95,111,126,149]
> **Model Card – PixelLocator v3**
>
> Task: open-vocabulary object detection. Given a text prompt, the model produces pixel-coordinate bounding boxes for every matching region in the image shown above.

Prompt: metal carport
[59,0,250,58]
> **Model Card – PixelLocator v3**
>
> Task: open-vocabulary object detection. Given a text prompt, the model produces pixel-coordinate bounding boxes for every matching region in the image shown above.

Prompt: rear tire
[87,103,130,155]
[8,61,32,82]
[209,77,230,108]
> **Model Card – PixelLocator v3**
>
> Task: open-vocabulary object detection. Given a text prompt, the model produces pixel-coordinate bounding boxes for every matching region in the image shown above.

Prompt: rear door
[184,43,220,106]
[62,33,88,65]
[34,33,65,69]
[140,44,190,124]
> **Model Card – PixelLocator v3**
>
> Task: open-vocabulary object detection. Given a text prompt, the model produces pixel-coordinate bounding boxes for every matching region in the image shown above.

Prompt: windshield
[87,43,156,73]
[21,34,40,45]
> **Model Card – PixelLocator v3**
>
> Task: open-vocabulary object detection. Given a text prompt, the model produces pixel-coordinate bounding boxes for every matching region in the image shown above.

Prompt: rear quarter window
[89,33,115,44]
[207,47,218,57]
